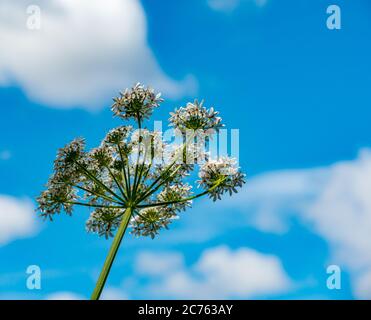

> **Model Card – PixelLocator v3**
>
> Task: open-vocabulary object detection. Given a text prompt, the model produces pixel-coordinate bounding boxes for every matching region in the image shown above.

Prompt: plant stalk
[90,207,132,300]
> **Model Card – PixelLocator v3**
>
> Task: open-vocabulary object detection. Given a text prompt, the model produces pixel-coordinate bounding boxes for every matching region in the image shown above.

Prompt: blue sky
[1,0,371,299]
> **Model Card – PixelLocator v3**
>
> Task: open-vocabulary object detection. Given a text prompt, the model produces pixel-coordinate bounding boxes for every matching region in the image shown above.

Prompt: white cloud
[0,0,195,110]
[240,149,371,299]
[305,150,371,270]
[101,287,129,300]
[228,149,371,299]
[0,195,38,245]
[135,251,184,276]
[302,149,371,299]
[354,270,371,300]
[140,246,291,299]
[0,150,11,161]
[46,291,85,300]
[207,0,267,12]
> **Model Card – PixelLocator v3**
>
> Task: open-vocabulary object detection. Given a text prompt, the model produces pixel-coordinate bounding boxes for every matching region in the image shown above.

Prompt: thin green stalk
[137,133,195,203]
[136,179,226,209]
[116,144,130,198]
[138,147,155,190]
[65,201,125,209]
[133,142,150,196]
[76,162,126,203]
[132,116,142,194]
[67,183,124,205]
[91,207,132,300]
[105,165,128,201]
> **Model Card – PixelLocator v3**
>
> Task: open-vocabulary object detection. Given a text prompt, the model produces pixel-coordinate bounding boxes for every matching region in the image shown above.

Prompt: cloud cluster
[46,291,85,300]
[305,150,371,299]
[133,246,291,299]
[166,149,371,299]
[207,0,267,12]
[239,149,371,299]
[0,0,195,110]
[0,195,38,246]
[135,251,184,276]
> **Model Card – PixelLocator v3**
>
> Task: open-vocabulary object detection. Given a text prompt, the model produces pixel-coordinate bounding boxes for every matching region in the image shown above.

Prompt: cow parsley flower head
[130,207,176,239]
[198,157,246,201]
[103,126,132,146]
[111,83,163,121]
[157,183,193,212]
[37,182,78,219]
[86,207,123,239]
[53,138,86,176]
[89,145,113,168]
[36,83,245,300]
[169,99,223,132]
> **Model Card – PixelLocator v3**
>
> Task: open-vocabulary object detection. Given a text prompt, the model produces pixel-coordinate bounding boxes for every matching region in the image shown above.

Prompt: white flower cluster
[37,84,245,240]
[198,157,245,201]
[130,207,177,239]
[169,100,223,132]
[157,183,192,212]
[103,126,132,146]
[37,138,85,219]
[130,183,192,238]
[86,207,123,239]
[111,83,163,121]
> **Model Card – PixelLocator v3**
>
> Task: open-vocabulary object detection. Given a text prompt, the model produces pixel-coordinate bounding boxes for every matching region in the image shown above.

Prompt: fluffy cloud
[354,270,371,300]
[177,149,371,299]
[0,195,38,245]
[306,150,371,270]
[46,291,85,300]
[238,149,371,299]
[101,287,129,300]
[207,0,267,12]
[139,246,291,299]
[303,150,371,299]
[135,251,184,276]
[0,0,195,109]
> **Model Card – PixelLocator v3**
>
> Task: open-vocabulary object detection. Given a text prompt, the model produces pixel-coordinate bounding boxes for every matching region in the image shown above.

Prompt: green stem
[65,201,125,209]
[105,165,128,201]
[116,144,130,198]
[66,183,124,205]
[76,162,126,203]
[132,118,142,194]
[136,179,226,209]
[137,133,195,203]
[90,207,132,300]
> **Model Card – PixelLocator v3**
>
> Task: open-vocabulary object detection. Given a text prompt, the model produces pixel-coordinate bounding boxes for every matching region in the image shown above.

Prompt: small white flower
[198,157,245,201]
[130,207,176,239]
[157,183,193,212]
[111,83,163,121]
[103,126,132,146]
[86,207,123,239]
[53,138,86,176]
[169,100,223,132]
